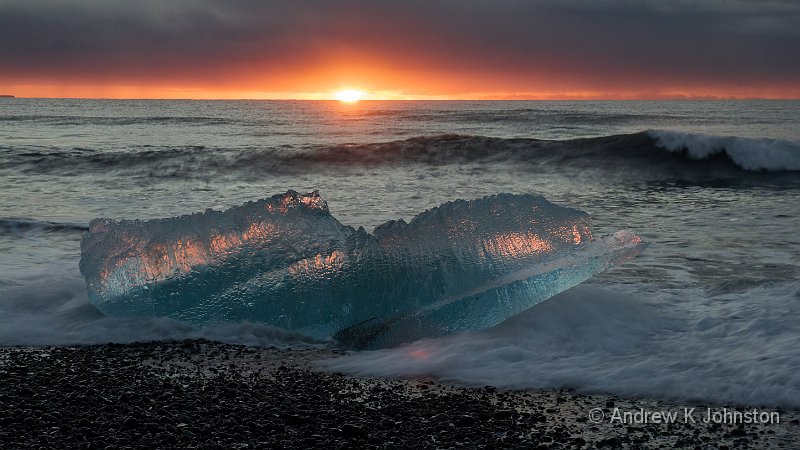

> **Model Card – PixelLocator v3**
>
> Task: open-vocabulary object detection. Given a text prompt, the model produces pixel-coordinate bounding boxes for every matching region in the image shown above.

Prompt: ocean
[1,99,799,407]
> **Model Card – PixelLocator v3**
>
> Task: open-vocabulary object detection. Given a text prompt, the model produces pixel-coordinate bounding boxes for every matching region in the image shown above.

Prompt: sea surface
[1,99,799,407]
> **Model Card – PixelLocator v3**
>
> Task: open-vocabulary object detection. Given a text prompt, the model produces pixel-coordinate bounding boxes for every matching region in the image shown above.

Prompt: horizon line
[3,96,799,101]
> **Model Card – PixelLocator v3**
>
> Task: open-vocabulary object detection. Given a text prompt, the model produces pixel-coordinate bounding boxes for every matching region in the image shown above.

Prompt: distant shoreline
[0,94,15,98]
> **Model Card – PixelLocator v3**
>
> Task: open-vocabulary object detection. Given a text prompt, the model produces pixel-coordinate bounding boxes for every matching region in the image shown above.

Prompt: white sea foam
[649,129,800,172]
[0,265,321,348]
[321,282,800,408]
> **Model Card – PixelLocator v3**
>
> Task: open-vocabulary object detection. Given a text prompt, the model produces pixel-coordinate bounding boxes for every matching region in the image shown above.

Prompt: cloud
[1,0,798,96]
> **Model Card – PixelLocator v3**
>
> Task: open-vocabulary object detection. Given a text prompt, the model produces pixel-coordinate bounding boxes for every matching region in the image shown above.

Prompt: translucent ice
[80,191,645,348]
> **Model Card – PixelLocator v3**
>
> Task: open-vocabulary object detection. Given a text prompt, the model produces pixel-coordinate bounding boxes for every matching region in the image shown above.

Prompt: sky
[1,0,799,99]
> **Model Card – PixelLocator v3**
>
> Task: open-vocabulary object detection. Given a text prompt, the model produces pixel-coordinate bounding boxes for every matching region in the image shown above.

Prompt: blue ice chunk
[79,191,645,348]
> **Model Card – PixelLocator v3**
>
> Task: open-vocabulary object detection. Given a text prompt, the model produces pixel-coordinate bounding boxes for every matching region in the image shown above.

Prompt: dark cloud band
[1,0,798,94]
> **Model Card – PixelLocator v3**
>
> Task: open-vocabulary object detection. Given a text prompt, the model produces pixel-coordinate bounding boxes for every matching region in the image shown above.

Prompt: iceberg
[80,191,645,349]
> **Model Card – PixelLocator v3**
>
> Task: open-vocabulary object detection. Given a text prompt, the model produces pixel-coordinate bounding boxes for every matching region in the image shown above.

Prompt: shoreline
[1,340,797,448]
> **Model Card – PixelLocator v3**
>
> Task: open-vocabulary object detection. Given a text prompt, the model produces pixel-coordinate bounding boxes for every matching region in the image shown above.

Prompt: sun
[335,89,365,103]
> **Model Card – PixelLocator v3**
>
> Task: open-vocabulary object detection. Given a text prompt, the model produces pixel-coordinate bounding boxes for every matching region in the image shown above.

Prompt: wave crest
[648,130,800,172]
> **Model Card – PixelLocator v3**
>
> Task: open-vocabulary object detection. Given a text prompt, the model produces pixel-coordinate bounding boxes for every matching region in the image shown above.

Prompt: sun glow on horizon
[335,89,365,102]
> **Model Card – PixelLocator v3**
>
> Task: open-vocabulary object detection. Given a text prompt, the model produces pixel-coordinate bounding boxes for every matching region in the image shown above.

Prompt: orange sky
[6,56,799,100]
[2,1,799,100]
[7,80,799,101]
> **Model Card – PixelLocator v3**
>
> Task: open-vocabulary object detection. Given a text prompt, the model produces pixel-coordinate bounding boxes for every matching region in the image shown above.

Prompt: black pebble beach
[1,340,797,449]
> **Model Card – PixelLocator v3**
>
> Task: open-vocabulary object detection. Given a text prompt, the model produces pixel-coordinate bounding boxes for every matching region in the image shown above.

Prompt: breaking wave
[2,131,799,179]
[649,130,800,172]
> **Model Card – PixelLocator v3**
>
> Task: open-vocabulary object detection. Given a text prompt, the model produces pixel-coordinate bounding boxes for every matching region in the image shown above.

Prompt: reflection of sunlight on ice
[480,231,555,259]
[96,192,343,290]
[287,251,346,276]
[99,221,282,288]
[99,194,597,289]
[94,192,331,289]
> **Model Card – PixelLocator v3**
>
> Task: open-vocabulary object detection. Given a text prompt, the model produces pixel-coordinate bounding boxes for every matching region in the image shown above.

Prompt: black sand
[1,340,797,449]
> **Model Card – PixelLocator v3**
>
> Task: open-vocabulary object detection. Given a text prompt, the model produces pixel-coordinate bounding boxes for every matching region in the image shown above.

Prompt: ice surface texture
[80,191,645,349]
